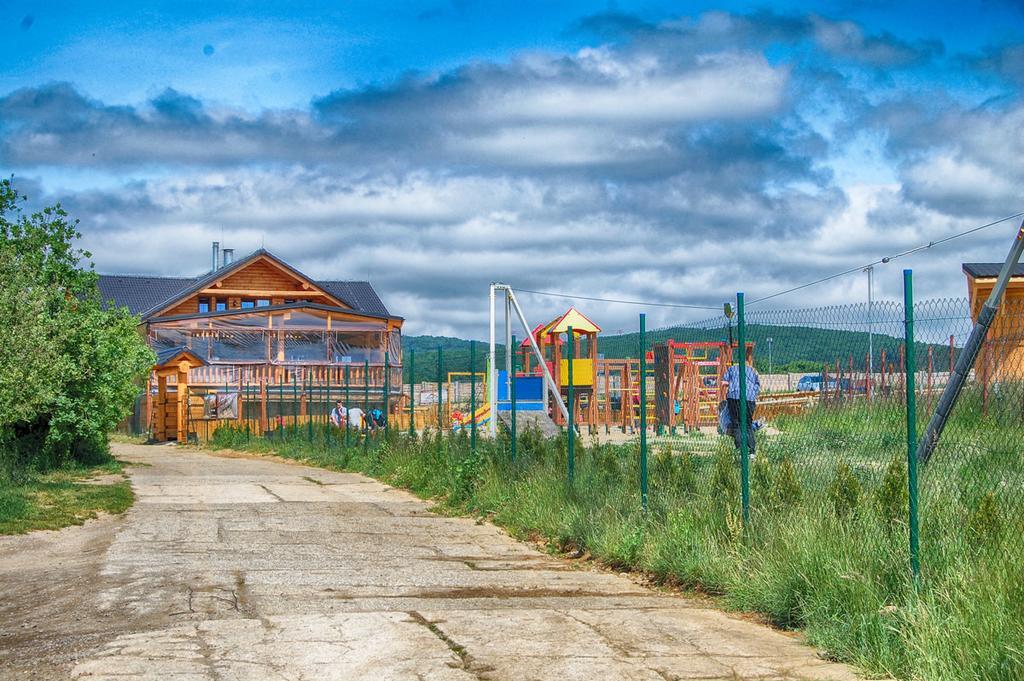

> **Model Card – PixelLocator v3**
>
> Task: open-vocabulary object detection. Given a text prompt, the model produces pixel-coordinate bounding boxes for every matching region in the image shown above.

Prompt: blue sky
[2,1,1024,334]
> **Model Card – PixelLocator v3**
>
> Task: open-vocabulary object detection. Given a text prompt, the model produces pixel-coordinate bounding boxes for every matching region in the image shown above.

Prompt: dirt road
[0,443,857,680]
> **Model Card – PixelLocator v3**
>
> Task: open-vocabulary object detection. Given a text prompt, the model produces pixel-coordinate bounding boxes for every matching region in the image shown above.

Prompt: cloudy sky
[3,1,1024,336]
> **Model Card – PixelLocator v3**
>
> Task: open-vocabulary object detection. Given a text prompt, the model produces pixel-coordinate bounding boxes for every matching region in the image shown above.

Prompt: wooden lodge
[100,245,403,442]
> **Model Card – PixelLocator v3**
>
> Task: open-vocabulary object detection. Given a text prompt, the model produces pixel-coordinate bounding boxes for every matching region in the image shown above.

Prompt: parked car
[796,374,855,392]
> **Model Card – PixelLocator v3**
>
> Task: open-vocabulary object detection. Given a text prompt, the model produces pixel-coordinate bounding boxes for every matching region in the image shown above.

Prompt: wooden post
[155,375,167,441]
[176,362,189,443]
[848,354,854,399]
[145,374,153,436]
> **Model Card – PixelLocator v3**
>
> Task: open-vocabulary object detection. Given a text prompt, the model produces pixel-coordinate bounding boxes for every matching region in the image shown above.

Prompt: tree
[0,179,154,477]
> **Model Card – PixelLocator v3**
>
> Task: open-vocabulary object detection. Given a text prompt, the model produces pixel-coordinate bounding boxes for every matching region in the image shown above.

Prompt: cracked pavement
[0,443,860,680]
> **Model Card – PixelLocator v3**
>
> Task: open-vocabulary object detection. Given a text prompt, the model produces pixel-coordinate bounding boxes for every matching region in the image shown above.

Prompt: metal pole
[384,352,391,435]
[767,337,773,385]
[504,292,512,417]
[437,345,444,432]
[567,325,575,483]
[904,269,920,582]
[489,284,497,437]
[470,340,477,453]
[737,293,750,528]
[344,364,350,447]
[408,349,415,436]
[918,219,1024,462]
[511,334,517,462]
[866,265,874,401]
[307,370,313,443]
[326,364,331,447]
[639,313,648,511]
[363,359,370,453]
[291,370,298,438]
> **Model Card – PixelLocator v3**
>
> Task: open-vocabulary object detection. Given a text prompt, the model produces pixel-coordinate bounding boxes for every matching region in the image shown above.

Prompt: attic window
[216,301,227,312]
[241,299,255,309]
[198,298,210,313]
[256,299,270,307]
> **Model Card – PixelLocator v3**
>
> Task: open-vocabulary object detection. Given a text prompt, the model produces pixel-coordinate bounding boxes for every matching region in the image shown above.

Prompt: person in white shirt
[346,406,365,430]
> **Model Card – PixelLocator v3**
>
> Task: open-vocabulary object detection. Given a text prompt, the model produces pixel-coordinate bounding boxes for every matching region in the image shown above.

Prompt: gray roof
[98,249,395,320]
[962,263,1024,278]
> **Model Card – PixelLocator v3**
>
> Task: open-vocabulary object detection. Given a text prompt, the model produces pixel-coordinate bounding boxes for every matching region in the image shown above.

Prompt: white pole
[505,287,571,426]
[504,292,512,410]
[489,284,497,437]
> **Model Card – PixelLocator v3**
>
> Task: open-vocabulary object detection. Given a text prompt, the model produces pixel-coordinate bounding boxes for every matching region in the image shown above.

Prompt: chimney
[212,241,220,271]
[222,248,234,268]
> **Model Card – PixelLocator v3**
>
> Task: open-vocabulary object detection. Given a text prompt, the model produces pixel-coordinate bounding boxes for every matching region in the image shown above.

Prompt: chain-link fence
[491,278,1022,583]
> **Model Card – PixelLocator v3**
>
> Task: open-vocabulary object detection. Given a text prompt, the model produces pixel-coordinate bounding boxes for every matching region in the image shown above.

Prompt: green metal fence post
[291,370,298,438]
[437,345,443,432]
[245,381,251,443]
[384,352,391,435]
[307,370,313,443]
[408,349,415,436]
[511,334,517,462]
[363,359,371,453]
[567,325,575,484]
[639,313,648,512]
[737,293,751,528]
[344,364,351,447]
[470,340,477,453]
[904,269,921,582]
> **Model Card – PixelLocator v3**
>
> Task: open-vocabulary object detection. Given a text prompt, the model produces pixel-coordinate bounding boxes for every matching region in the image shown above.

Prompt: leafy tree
[0,179,154,477]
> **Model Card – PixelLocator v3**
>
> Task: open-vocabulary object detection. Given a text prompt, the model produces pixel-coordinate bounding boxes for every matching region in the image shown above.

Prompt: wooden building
[100,246,403,442]
[964,262,1024,384]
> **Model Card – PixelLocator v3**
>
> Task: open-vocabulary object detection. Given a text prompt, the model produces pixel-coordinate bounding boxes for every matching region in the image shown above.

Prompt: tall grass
[209,408,1023,680]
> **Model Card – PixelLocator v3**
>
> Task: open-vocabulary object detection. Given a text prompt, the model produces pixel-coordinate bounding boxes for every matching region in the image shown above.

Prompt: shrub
[0,180,154,479]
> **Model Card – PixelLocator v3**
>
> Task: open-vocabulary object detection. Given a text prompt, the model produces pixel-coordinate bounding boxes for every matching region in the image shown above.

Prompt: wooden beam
[198,288,331,297]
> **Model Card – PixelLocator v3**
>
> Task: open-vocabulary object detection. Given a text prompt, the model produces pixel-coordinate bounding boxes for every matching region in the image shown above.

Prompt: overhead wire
[746,211,1024,305]
[511,211,1024,311]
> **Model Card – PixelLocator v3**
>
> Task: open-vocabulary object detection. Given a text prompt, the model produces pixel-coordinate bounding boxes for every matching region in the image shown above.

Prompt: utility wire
[514,211,1024,311]
[747,211,1024,306]
[512,287,720,310]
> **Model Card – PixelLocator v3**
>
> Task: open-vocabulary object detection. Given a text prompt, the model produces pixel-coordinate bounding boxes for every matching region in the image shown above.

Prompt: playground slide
[452,403,490,431]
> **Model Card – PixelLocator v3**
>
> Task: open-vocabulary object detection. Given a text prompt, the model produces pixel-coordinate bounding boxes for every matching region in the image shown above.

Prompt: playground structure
[486,284,761,435]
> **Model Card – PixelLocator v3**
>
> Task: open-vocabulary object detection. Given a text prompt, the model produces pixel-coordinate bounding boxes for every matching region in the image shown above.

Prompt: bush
[0,180,154,479]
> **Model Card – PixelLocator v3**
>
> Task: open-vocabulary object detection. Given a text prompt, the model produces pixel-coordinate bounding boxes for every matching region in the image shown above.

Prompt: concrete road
[0,444,858,680]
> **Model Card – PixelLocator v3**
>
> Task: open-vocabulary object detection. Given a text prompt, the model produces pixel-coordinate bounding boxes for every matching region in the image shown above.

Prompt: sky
[3,0,1024,337]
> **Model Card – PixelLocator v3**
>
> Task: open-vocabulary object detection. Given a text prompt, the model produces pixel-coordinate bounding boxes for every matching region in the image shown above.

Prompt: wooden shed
[964,262,1024,383]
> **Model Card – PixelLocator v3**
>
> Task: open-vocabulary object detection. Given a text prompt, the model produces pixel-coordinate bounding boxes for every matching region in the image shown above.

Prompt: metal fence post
[307,369,313,443]
[291,370,298,438]
[408,350,415,436]
[384,352,391,435]
[326,365,332,447]
[470,340,477,453]
[904,269,921,582]
[437,345,444,431]
[363,359,370,453]
[511,334,517,462]
[639,313,648,511]
[344,364,351,447]
[737,293,750,528]
[567,325,575,484]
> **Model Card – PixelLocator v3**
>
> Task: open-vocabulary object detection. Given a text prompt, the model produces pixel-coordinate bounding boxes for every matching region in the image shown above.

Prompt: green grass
[207,401,1023,681]
[0,459,135,534]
